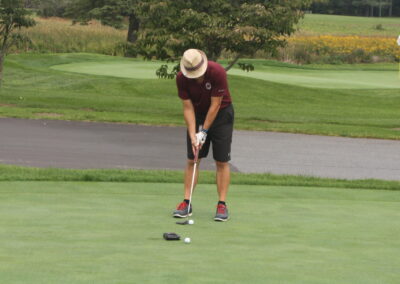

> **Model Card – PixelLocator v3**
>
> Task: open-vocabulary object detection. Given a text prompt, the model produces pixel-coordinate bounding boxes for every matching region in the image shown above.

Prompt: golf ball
[188,219,194,225]
[184,237,191,243]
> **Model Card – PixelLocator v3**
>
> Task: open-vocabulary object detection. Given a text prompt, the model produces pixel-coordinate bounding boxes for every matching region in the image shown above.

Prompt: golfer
[173,49,234,221]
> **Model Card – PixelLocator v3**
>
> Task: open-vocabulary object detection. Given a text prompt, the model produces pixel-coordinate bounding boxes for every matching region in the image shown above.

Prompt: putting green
[1,182,399,283]
[51,60,174,80]
[51,60,400,89]
[229,67,400,89]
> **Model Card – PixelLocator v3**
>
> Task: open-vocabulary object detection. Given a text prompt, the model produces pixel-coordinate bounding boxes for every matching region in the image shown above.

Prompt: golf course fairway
[51,59,400,89]
[1,182,399,283]
[4,53,400,140]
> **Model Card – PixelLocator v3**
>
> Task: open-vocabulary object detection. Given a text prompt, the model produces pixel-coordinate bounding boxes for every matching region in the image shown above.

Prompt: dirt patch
[393,128,400,131]
[35,113,64,118]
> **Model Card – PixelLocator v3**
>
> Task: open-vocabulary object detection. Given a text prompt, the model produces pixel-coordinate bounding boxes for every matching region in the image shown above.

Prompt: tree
[312,0,355,15]
[352,0,393,17]
[137,0,311,72]
[0,0,35,87]
[312,0,397,16]
[24,0,41,9]
[66,0,141,43]
[36,0,73,18]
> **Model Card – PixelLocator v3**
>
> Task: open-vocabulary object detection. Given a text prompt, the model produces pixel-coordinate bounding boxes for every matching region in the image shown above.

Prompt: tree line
[311,0,400,17]
[24,0,400,18]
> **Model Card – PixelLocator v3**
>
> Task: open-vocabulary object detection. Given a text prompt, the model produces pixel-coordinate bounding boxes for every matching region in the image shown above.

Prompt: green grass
[53,58,400,89]
[51,59,168,79]
[1,181,399,283]
[1,164,400,190]
[229,60,399,89]
[1,53,400,139]
[299,14,400,36]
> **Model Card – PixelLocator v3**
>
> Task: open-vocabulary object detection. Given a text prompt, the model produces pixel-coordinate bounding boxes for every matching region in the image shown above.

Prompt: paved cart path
[1,118,399,180]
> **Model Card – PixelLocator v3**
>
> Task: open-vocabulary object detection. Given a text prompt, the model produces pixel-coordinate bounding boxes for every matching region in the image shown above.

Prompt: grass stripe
[0,164,399,191]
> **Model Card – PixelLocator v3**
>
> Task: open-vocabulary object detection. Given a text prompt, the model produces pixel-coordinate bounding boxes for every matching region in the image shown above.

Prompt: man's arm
[203,96,223,131]
[182,99,197,151]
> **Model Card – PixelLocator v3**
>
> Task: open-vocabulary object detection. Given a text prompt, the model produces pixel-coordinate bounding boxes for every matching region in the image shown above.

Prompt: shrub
[285,35,400,64]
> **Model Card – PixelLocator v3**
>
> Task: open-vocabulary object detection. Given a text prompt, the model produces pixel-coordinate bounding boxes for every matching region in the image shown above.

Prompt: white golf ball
[184,237,191,243]
[188,219,194,225]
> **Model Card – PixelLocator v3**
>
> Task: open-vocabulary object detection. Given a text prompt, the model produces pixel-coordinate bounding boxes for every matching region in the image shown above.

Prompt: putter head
[176,220,189,225]
[163,232,181,240]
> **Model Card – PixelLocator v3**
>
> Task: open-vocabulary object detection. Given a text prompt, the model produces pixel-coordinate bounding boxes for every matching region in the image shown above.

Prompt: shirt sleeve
[176,73,189,100]
[211,65,228,97]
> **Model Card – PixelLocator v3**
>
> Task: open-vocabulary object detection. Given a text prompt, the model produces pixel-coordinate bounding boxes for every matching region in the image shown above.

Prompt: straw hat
[180,49,208,79]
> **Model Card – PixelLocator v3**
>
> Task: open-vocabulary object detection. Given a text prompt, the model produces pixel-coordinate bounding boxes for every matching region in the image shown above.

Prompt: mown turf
[1,164,400,191]
[299,14,400,37]
[53,58,400,89]
[1,53,400,139]
[51,59,171,80]
[0,182,399,284]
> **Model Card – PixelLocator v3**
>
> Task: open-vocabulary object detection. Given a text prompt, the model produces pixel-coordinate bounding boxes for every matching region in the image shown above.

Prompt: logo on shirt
[205,82,212,90]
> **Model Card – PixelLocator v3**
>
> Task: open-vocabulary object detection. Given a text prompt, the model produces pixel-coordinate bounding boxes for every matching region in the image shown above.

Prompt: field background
[2,12,400,284]
[298,14,400,36]
[2,13,400,139]
[13,14,400,64]
[1,53,400,140]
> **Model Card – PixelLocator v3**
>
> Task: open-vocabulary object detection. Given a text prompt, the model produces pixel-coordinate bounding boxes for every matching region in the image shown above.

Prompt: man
[173,49,234,222]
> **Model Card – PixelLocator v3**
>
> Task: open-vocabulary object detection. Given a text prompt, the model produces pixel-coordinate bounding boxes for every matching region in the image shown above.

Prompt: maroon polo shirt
[176,61,232,115]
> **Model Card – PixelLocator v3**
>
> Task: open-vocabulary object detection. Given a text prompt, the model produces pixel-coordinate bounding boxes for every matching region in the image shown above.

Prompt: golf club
[176,140,200,225]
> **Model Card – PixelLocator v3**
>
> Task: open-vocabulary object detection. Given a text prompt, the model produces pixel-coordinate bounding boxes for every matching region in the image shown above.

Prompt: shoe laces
[177,202,188,210]
[217,204,226,214]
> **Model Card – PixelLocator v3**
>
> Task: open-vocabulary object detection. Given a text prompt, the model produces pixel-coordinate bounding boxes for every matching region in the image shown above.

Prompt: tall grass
[13,17,127,56]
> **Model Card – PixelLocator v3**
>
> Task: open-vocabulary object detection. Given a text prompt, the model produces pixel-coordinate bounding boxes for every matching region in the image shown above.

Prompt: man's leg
[183,126,210,199]
[211,105,234,221]
[184,158,201,199]
[173,159,201,218]
[214,160,230,221]
[215,161,230,201]
[173,127,211,218]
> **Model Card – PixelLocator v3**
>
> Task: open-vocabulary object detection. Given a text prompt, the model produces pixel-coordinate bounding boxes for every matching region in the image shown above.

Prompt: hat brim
[180,50,208,79]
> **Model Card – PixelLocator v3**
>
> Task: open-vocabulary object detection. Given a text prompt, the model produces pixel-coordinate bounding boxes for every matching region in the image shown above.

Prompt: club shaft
[188,161,197,216]
[187,148,199,217]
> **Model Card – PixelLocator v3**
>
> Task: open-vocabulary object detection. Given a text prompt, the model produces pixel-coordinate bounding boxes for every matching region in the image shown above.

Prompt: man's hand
[195,130,207,147]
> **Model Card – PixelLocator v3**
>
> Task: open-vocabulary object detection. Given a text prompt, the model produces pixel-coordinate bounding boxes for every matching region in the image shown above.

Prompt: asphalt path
[1,118,400,180]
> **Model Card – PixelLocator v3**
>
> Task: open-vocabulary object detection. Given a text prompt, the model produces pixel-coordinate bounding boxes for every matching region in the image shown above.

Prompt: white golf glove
[195,130,207,147]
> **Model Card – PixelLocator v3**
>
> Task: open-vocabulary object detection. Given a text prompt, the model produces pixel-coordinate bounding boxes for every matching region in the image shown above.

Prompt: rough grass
[13,17,126,55]
[1,164,400,191]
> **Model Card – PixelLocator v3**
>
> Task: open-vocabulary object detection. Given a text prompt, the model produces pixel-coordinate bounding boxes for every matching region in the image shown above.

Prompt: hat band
[184,57,204,72]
